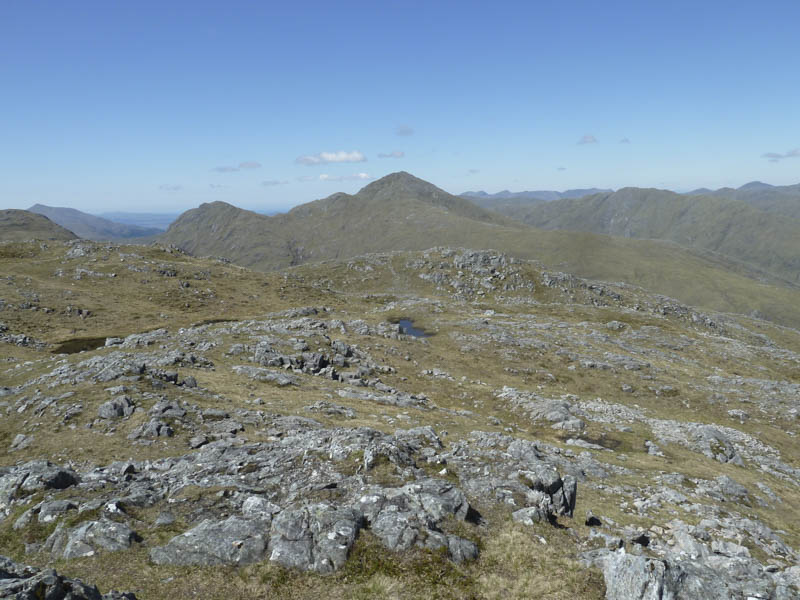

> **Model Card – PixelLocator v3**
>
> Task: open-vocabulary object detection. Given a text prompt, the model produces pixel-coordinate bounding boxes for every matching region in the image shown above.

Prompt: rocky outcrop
[0,555,137,599]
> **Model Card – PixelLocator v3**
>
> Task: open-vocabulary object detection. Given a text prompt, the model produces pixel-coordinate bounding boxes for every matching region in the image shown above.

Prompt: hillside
[1,241,800,599]
[160,172,800,330]
[488,187,800,285]
[0,209,78,241]
[29,204,163,241]
[687,181,800,220]
[462,187,611,211]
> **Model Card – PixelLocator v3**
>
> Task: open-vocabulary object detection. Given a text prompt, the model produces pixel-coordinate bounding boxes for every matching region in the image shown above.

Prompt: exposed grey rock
[241,496,280,523]
[497,387,584,431]
[38,499,78,523]
[148,399,186,419]
[98,395,135,419]
[9,433,32,451]
[0,554,138,599]
[304,401,356,418]
[269,503,362,573]
[14,460,80,494]
[150,516,267,566]
[128,418,173,439]
[356,478,477,562]
[46,519,141,559]
[154,511,175,527]
[232,365,298,386]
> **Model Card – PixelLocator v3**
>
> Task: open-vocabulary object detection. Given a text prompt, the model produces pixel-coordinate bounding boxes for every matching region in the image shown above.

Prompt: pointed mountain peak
[357,171,446,200]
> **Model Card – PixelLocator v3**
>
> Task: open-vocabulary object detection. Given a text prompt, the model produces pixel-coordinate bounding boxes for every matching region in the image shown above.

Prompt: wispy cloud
[213,166,239,173]
[262,179,289,186]
[159,184,182,192]
[378,150,405,159]
[296,173,373,183]
[578,134,598,145]
[239,161,261,169]
[395,125,414,136]
[296,150,366,166]
[467,168,479,175]
[209,183,226,190]
[320,172,372,182]
[557,166,567,171]
[619,137,631,144]
[762,148,800,163]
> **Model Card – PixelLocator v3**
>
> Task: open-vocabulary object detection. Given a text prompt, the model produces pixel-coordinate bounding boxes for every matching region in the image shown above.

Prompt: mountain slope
[462,187,612,211]
[160,172,800,328]
[490,187,800,284]
[687,181,800,220]
[28,204,163,240]
[0,209,78,241]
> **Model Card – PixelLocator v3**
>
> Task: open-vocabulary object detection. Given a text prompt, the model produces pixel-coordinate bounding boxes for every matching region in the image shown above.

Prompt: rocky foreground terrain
[1,240,799,599]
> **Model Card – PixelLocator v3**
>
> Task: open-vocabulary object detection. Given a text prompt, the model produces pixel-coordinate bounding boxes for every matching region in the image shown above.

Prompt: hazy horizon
[2,1,799,213]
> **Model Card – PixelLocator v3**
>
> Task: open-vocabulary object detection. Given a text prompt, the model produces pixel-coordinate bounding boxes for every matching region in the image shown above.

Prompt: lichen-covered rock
[268,504,362,573]
[45,519,141,559]
[98,395,135,419]
[0,555,138,599]
[150,516,267,566]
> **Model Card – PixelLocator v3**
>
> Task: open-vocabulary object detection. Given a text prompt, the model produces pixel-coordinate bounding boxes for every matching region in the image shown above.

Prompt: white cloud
[467,168,479,174]
[761,148,800,162]
[209,183,226,190]
[213,166,239,173]
[619,137,631,144]
[239,161,262,169]
[396,125,414,136]
[319,172,373,182]
[297,173,373,183]
[578,134,598,145]
[378,150,405,158]
[296,150,366,165]
[262,179,288,186]
[159,184,182,191]
[557,166,567,171]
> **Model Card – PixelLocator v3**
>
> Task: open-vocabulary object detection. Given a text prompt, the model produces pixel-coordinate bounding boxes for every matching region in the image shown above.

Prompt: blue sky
[2,1,799,213]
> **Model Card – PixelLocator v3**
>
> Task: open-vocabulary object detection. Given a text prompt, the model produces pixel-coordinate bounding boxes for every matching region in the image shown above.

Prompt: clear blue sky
[2,1,799,213]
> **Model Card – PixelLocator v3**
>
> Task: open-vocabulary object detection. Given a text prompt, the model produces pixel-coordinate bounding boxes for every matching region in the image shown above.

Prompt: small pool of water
[397,319,432,338]
[52,336,108,354]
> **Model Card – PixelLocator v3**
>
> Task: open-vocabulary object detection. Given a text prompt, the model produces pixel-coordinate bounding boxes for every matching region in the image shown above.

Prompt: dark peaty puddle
[397,319,432,338]
[51,337,108,354]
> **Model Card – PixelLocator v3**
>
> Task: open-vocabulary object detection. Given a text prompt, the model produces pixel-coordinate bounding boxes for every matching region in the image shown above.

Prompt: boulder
[150,516,267,566]
[46,519,141,559]
[98,395,135,419]
[269,504,362,573]
[0,554,138,599]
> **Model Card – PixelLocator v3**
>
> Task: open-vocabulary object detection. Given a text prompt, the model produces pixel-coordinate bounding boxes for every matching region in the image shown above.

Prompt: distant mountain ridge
[462,188,612,211]
[98,211,179,231]
[685,181,800,220]
[159,171,800,328]
[28,204,162,241]
[0,209,78,241]
[486,186,800,284]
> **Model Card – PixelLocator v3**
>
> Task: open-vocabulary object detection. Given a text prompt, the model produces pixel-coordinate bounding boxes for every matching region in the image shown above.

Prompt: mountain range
[28,204,163,241]
[686,181,800,220]
[461,188,612,211]
[158,172,800,329]
[482,187,800,285]
[4,172,800,329]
